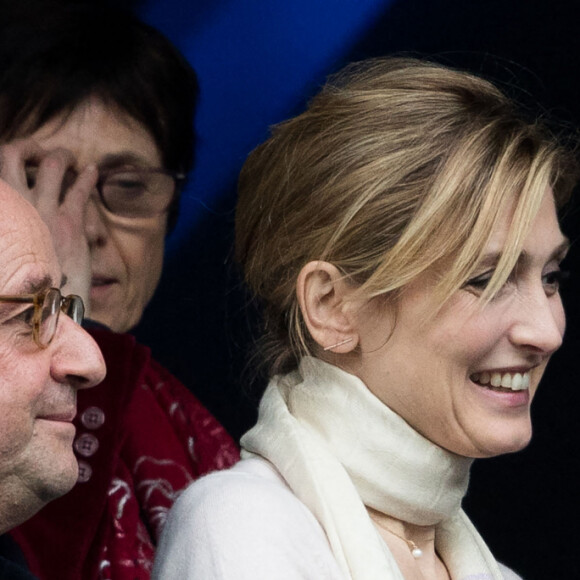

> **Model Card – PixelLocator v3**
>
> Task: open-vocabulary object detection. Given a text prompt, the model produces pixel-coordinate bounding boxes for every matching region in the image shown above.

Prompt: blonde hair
[235,57,577,375]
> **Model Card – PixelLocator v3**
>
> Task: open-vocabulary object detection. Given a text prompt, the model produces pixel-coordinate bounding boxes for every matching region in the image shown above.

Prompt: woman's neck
[367,507,450,580]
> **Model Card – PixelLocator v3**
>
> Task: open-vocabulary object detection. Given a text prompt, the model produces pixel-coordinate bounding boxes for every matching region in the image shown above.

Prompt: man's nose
[50,315,106,389]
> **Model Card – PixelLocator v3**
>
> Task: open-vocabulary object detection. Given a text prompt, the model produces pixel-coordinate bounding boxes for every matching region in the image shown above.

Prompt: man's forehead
[0,180,36,218]
[0,240,51,291]
[0,182,55,291]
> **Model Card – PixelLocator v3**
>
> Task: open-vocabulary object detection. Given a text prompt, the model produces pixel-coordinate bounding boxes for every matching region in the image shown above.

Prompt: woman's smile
[470,369,531,391]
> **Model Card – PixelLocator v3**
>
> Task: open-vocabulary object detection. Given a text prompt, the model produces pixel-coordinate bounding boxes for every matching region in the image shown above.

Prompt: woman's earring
[323,337,353,351]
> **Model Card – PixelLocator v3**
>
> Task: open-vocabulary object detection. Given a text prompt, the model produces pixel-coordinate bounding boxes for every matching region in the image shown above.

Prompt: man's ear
[296,261,359,353]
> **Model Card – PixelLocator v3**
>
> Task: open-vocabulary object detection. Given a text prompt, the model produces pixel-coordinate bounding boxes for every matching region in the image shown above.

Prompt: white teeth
[511,373,522,389]
[471,371,531,391]
[501,374,511,388]
[522,373,530,389]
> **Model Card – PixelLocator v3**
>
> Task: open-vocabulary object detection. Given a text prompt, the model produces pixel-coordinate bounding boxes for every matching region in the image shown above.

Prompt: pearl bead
[411,547,423,558]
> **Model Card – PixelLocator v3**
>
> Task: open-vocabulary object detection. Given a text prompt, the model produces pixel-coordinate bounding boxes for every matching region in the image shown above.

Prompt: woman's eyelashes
[463,267,570,297]
[542,269,569,296]
[463,270,495,293]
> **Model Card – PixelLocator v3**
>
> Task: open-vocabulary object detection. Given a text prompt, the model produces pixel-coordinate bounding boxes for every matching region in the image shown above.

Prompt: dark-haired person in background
[0,1,239,579]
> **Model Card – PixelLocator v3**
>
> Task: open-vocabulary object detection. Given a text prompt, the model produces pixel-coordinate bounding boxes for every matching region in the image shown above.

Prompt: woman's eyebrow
[473,252,502,270]
[552,238,571,261]
[518,238,571,266]
[476,238,570,270]
[98,152,155,170]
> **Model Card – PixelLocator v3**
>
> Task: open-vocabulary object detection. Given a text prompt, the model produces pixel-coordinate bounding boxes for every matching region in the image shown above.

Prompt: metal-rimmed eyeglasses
[96,167,186,219]
[0,288,84,348]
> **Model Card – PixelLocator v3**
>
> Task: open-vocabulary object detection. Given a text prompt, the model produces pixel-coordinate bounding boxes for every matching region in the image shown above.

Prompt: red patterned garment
[10,328,240,580]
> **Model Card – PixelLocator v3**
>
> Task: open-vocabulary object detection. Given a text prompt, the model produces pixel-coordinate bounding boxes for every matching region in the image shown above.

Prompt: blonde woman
[154,58,577,580]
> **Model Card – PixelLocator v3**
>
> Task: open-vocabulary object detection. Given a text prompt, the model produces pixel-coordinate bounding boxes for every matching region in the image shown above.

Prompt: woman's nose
[85,196,109,248]
[508,287,565,356]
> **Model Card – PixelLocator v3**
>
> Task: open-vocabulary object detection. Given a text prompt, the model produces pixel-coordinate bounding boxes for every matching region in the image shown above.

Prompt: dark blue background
[131,1,580,577]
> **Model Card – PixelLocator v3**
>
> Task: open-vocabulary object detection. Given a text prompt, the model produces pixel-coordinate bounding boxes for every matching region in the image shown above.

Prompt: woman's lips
[468,369,532,408]
[90,275,118,302]
[91,275,117,288]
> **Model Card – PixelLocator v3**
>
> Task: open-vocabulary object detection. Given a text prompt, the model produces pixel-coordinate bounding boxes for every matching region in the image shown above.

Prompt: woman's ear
[296,261,359,353]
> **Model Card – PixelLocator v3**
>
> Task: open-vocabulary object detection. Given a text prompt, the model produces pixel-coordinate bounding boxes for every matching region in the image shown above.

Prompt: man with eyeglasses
[0,2,240,579]
[0,179,105,578]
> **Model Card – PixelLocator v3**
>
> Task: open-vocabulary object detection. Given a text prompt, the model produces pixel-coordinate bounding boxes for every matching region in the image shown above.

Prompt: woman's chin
[472,426,533,459]
[438,419,534,459]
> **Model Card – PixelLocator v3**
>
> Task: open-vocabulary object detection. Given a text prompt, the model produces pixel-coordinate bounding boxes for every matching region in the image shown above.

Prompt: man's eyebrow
[22,275,54,294]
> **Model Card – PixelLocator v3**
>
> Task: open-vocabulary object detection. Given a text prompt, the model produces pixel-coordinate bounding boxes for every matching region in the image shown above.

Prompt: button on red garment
[77,460,93,483]
[80,406,106,429]
[74,433,100,457]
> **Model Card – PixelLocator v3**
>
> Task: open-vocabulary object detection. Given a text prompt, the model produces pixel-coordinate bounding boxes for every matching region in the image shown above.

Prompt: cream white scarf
[241,356,506,580]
